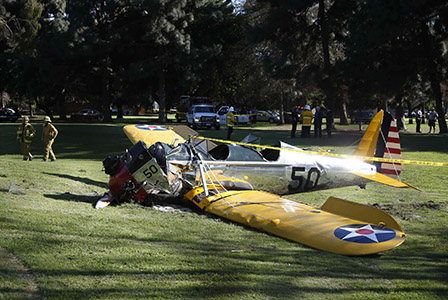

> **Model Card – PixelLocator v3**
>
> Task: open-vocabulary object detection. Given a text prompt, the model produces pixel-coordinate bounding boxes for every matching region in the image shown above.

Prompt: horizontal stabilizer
[321,196,402,232]
[352,171,418,190]
[171,125,218,151]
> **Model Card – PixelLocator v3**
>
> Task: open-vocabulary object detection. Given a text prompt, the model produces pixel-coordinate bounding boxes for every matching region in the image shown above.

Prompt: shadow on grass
[44,192,101,205]
[4,227,448,299]
[43,172,107,189]
[2,204,447,299]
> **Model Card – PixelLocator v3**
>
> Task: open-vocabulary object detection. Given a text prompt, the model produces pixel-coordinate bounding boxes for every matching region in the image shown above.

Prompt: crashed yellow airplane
[97,110,411,255]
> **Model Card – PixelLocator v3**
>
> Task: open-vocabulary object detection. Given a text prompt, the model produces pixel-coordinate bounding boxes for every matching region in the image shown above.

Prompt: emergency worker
[415,109,422,133]
[16,116,36,161]
[42,116,58,161]
[290,107,299,138]
[314,106,323,138]
[226,107,236,140]
[300,105,313,138]
[326,109,333,137]
[428,108,438,134]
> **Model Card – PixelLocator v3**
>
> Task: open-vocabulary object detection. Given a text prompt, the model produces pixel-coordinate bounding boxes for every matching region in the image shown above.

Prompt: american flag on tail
[374,112,402,177]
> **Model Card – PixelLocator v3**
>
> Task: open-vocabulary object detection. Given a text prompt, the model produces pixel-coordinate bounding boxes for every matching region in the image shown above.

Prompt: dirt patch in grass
[369,200,447,221]
[0,247,39,299]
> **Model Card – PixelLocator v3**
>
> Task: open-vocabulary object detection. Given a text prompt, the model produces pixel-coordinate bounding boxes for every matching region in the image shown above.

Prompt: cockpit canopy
[209,144,266,161]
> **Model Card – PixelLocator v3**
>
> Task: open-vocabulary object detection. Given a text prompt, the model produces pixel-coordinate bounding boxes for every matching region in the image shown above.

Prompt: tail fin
[354,110,402,177]
[353,111,384,157]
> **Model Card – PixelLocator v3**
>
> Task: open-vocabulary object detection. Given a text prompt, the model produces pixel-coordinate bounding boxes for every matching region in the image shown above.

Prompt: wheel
[269,118,274,123]
[215,124,220,130]
[97,115,104,121]
[193,122,198,130]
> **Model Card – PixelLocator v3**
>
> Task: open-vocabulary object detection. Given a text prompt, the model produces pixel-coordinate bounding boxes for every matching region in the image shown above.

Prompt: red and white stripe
[381,119,402,176]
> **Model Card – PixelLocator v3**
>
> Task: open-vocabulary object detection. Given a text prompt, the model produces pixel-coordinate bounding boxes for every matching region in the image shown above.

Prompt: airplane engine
[98,141,183,207]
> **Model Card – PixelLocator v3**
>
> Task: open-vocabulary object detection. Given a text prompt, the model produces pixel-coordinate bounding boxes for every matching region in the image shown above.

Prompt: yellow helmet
[44,116,52,122]
[23,116,29,122]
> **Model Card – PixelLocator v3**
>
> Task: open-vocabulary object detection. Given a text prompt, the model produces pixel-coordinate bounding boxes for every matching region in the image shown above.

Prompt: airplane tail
[354,110,402,177]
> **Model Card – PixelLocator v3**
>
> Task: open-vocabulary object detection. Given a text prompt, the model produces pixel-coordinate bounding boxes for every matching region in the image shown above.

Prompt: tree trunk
[158,68,166,123]
[117,103,123,119]
[421,22,447,133]
[100,62,112,122]
[406,99,413,124]
[29,98,34,117]
[427,76,447,133]
[280,96,285,124]
[56,91,67,120]
[395,94,404,130]
[319,0,341,125]
[339,102,349,125]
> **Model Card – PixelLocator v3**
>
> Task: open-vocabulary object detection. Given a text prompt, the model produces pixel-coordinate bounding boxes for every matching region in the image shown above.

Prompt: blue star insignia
[334,224,396,244]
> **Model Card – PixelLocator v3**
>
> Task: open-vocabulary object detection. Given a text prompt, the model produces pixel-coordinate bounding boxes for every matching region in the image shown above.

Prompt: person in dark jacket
[326,109,333,138]
[290,107,299,138]
[314,106,323,138]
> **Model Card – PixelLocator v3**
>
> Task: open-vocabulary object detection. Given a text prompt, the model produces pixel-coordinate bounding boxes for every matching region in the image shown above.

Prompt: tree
[344,0,448,133]
[246,0,355,123]
[0,0,43,52]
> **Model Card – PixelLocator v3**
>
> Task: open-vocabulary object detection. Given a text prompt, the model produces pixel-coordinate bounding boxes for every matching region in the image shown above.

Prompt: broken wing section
[184,189,405,256]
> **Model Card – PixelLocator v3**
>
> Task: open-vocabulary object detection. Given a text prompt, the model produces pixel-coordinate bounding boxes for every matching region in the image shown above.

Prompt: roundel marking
[334,224,396,244]
[135,125,168,131]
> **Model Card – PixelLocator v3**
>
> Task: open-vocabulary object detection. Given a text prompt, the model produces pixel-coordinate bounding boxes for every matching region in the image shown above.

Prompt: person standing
[251,107,258,124]
[356,110,363,131]
[290,107,299,138]
[226,107,236,140]
[428,108,438,133]
[326,109,333,138]
[300,105,313,138]
[314,106,323,138]
[415,109,422,133]
[42,116,58,161]
[16,116,36,161]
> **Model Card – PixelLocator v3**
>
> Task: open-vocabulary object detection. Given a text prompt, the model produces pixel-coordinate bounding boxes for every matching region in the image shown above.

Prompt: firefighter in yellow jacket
[300,105,314,138]
[42,116,58,161]
[226,107,236,140]
[17,116,36,161]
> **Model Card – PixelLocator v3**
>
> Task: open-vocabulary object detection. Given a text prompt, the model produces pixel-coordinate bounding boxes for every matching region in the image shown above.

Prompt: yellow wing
[123,125,185,146]
[184,188,405,256]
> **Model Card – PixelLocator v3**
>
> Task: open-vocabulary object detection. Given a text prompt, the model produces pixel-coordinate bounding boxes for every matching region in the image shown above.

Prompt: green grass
[0,118,447,299]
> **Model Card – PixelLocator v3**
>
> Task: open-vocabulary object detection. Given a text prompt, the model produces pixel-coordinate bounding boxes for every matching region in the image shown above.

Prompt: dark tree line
[1,0,447,132]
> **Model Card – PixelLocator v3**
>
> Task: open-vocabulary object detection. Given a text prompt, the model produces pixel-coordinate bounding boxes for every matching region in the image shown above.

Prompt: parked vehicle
[111,108,132,116]
[186,104,220,130]
[176,96,214,122]
[257,110,280,123]
[217,106,250,125]
[0,108,19,122]
[71,109,104,122]
[350,110,374,124]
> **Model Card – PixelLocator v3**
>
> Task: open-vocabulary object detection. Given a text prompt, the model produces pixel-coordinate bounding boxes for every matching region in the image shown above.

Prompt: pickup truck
[186,104,220,130]
[216,106,250,125]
